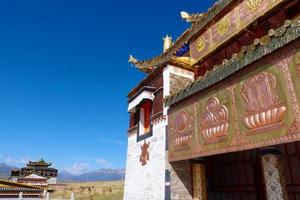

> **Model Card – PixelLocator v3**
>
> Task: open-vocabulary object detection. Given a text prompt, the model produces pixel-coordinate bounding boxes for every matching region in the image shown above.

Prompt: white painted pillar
[46,192,50,200]
[43,190,47,198]
[70,192,75,200]
[260,148,288,200]
[18,192,23,200]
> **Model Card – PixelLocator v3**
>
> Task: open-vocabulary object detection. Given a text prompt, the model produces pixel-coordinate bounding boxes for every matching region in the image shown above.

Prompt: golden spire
[163,35,173,52]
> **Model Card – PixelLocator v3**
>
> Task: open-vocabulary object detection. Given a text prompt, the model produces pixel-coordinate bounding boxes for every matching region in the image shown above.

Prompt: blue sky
[0,0,215,174]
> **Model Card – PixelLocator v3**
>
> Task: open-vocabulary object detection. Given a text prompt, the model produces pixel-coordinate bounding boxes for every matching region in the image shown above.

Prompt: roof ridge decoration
[165,19,300,106]
[128,0,233,72]
[180,11,205,23]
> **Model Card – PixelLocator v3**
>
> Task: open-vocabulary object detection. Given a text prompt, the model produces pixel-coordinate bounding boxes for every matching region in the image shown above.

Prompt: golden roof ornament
[128,55,139,64]
[163,35,173,52]
[180,11,205,23]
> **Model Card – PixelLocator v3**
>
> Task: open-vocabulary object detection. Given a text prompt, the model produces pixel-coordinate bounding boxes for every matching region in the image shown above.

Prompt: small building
[0,179,45,199]
[11,159,58,185]
[17,174,48,188]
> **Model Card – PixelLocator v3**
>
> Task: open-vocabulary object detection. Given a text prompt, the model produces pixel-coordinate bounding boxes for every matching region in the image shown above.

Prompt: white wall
[124,65,194,200]
[123,120,167,200]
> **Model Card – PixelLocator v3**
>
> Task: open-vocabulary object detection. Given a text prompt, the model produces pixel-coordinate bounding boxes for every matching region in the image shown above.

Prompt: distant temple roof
[27,159,52,167]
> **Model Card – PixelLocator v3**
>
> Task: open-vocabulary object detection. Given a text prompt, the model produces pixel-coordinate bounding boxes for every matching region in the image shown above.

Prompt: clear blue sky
[0,0,215,174]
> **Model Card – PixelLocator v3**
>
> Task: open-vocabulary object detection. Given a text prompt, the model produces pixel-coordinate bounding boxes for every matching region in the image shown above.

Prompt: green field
[51,181,124,200]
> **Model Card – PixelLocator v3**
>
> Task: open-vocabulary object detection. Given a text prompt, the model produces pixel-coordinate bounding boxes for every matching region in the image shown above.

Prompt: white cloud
[96,137,125,146]
[96,158,107,164]
[64,163,91,175]
[6,157,31,166]
[96,158,112,168]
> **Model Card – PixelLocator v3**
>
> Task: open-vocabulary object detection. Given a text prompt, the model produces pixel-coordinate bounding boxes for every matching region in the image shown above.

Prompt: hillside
[58,169,125,182]
[0,163,125,182]
[0,163,16,178]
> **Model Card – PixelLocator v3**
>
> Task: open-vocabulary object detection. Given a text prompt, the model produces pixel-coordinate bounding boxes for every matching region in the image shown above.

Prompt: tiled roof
[0,180,44,190]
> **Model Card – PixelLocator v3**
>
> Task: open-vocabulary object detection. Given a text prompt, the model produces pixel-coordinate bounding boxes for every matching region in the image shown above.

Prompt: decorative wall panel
[199,97,229,143]
[190,0,284,65]
[169,107,195,151]
[169,46,300,162]
[241,72,286,134]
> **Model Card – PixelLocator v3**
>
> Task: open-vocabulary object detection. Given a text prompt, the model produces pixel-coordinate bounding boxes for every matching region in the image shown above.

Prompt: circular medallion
[196,37,206,52]
[175,111,189,134]
[217,16,230,36]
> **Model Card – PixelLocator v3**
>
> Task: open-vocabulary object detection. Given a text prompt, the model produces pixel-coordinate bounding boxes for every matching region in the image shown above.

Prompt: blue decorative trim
[176,43,189,57]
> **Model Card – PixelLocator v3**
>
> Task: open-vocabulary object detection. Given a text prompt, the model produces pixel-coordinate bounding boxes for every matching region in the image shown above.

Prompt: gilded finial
[163,35,173,52]
[180,11,205,23]
[128,55,139,64]
[180,11,190,21]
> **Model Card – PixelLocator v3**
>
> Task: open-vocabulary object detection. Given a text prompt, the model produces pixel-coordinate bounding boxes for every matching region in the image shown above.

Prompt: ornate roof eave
[128,29,191,73]
[128,0,234,72]
[0,180,45,190]
[165,20,300,107]
[127,65,165,98]
[169,56,194,71]
[127,56,194,98]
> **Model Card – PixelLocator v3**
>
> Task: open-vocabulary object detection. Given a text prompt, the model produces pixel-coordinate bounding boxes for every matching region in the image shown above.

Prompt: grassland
[51,181,124,200]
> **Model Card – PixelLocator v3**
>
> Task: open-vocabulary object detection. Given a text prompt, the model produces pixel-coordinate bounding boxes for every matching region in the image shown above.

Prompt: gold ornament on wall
[217,16,230,36]
[196,37,206,52]
[246,0,262,13]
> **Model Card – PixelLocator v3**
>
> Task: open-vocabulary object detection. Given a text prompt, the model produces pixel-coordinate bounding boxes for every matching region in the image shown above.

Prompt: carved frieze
[199,97,229,143]
[242,72,286,134]
[168,46,300,162]
[171,111,193,149]
[139,141,150,166]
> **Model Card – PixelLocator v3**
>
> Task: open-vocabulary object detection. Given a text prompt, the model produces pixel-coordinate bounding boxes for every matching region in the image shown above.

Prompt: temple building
[0,179,45,199]
[11,159,58,185]
[124,0,300,199]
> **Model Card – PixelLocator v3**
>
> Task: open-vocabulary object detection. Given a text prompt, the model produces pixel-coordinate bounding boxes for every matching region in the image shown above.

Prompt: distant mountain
[58,169,125,182]
[0,163,17,178]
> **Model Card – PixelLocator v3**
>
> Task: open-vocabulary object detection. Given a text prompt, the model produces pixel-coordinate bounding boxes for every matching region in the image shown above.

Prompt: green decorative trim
[165,20,300,106]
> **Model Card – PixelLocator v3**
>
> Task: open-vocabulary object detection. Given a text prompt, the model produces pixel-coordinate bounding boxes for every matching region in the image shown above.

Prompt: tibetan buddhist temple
[124,0,300,199]
[11,159,58,185]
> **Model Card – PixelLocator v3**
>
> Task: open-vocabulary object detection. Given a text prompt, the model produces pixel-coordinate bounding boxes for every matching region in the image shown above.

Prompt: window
[139,100,152,135]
